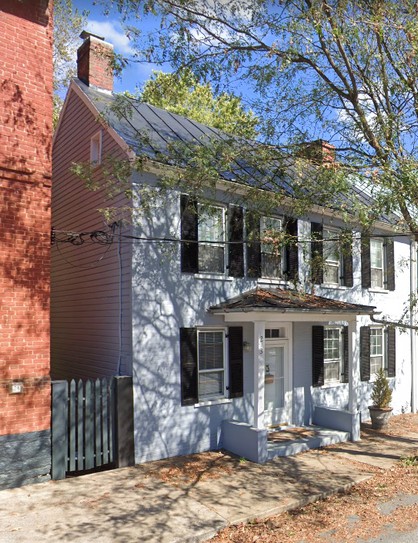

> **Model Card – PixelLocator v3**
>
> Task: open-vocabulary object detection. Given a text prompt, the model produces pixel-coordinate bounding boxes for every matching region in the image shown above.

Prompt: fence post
[51,380,68,480]
[113,376,135,468]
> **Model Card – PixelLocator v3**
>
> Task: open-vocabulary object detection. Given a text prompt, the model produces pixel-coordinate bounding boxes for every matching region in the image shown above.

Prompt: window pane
[324,361,340,382]
[324,328,340,360]
[370,329,383,356]
[198,332,224,371]
[261,217,282,252]
[324,263,339,284]
[199,245,224,273]
[199,371,224,399]
[371,240,383,268]
[198,205,225,273]
[370,356,383,376]
[371,268,383,288]
[198,206,224,242]
[261,253,282,278]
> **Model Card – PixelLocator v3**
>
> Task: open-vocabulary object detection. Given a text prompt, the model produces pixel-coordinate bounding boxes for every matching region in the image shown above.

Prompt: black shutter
[228,206,244,278]
[228,326,243,398]
[246,212,261,278]
[180,328,198,405]
[312,325,324,387]
[361,235,371,288]
[360,326,371,382]
[387,327,396,377]
[341,234,353,288]
[180,195,198,273]
[385,238,395,291]
[311,223,323,284]
[342,326,349,383]
[284,217,298,281]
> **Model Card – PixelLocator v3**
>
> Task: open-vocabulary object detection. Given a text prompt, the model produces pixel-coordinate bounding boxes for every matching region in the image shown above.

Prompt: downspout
[410,238,417,412]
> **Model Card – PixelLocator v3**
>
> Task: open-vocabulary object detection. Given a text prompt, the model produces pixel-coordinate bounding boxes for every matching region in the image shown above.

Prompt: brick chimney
[297,139,336,165]
[77,31,114,92]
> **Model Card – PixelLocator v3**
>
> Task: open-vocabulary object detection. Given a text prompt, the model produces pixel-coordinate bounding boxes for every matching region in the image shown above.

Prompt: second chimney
[77,31,114,92]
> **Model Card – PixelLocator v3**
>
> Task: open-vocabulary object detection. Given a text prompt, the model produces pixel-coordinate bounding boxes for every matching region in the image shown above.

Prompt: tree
[140,70,258,138]
[99,0,418,235]
[53,0,88,126]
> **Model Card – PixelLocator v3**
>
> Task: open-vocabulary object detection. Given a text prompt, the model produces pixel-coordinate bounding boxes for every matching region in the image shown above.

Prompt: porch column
[348,317,361,441]
[253,321,266,429]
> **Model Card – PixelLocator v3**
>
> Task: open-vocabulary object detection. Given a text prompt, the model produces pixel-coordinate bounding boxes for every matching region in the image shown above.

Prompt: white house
[51,33,418,464]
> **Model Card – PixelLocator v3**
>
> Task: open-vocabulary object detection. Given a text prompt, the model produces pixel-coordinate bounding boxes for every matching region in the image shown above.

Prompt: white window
[324,327,342,384]
[90,131,102,164]
[370,238,384,288]
[370,327,384,376]
[198,204,225,274]
[197,330,226,400]
[260,216,283,278]
[323,228,340,285]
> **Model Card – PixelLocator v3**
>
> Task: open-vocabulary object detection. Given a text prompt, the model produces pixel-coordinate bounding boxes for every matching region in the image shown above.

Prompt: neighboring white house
[51,33,417,464]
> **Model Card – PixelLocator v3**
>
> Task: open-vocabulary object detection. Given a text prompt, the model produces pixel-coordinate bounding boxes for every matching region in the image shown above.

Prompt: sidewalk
[1,416,417,543]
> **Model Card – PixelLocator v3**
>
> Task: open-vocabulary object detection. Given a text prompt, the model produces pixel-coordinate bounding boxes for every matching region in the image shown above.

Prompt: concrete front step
[267,426,350,459]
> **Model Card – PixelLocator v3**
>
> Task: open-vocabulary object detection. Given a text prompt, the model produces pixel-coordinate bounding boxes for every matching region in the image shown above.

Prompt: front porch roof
[208,287,376,315]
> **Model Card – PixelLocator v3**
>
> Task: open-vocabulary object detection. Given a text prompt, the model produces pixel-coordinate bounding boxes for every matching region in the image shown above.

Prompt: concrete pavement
[0,421,417,543]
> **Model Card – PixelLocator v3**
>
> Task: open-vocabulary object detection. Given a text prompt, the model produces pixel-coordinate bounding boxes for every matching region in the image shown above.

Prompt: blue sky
[73,0,163,93]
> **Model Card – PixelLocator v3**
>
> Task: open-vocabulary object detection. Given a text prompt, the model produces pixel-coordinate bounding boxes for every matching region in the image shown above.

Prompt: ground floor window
[180,326,243,405]
[197,330,226,400]
[324,327,343,384]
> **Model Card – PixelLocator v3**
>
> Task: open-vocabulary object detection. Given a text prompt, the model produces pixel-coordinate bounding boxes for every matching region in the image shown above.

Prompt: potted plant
[369,368,393,430]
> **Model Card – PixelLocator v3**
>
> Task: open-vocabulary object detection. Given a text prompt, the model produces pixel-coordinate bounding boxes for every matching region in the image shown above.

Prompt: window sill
[194,398,233,408]
[257,278,290,286]
[320,284,348,290]
[322,381,347,388]
[193,273,233,281]
[368,288,389,294]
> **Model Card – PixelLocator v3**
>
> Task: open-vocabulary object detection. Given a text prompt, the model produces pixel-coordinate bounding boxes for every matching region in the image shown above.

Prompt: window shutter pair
[180,327,243,405]
[360,326,396,381]
[180,195,244,277]
[246,214,299,279]
[361,235,395,290]
[310,223,353,286]
[312,326,349,387]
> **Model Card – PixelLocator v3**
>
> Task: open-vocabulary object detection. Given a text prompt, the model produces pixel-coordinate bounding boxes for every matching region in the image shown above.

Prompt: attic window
[90,131,102,164]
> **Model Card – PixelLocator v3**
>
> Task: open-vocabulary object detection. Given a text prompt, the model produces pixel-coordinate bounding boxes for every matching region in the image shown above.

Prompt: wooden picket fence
[51,376,135,479]
[67,378,114,473]
[52,378,115,478]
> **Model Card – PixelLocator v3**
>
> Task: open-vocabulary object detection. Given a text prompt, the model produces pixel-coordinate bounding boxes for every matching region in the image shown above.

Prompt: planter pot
[368,406,393,430]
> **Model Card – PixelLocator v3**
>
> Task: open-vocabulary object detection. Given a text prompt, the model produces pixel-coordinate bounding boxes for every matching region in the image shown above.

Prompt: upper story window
[260,216,284,279]
[361,235,395,291]
[197,204,225,274]
[370,238,384,288]
[311,223,353,287]
[180,195,229,276]
[323,228,340,285]
[90,131,102,164]
[247,214,298,281]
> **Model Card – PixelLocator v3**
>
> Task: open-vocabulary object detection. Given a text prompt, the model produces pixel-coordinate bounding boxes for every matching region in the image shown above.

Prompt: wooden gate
[51,376,134,479]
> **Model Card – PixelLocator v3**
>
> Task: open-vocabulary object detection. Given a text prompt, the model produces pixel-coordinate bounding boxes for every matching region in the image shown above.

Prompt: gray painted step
[267,426,350,459]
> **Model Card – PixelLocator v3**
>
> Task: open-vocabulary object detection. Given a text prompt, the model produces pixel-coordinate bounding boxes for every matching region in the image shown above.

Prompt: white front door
[264,340,291,426]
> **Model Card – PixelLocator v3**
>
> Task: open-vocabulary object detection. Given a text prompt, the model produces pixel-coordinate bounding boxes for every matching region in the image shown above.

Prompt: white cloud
[86,19,134,56]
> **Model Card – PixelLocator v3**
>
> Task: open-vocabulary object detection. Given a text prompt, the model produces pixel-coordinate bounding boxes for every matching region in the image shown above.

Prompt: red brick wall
[0,0,52,435]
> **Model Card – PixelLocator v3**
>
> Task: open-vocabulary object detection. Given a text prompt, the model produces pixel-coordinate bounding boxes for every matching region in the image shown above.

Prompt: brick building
[0,0,53,488]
